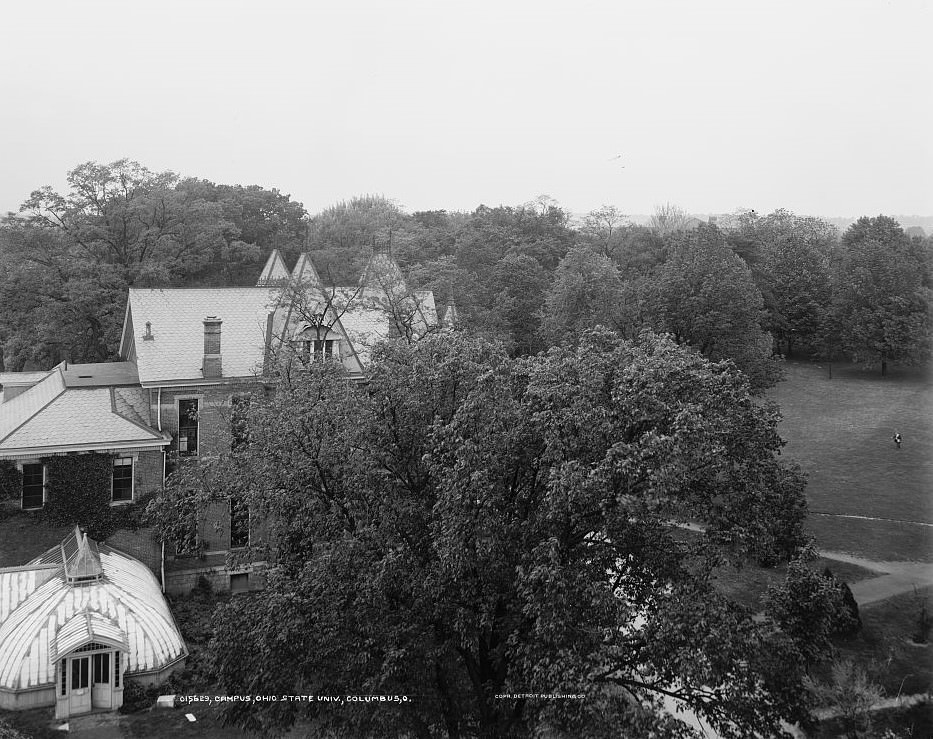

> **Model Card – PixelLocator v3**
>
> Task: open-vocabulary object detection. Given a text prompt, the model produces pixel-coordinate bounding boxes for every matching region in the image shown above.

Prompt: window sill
[110,500,134,507]
[21,505,44,511]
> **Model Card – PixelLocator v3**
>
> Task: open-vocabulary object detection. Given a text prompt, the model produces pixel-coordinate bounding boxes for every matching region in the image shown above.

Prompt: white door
[91,652,112,709]
[69,656,91,715]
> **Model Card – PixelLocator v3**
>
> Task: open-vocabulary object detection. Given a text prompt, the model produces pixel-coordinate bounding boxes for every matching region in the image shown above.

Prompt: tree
[804,659,883,739]
[0,160,303,366]
[725,210,837,356]
[307,195,412,284]
[646,225,783,389]
[830,235,931,376]
[488,253,549,355]
[537,246,625,346]
[649,202,690,236]
[759,238,832,356]
[579,205,627,258]
[152,330,821,738]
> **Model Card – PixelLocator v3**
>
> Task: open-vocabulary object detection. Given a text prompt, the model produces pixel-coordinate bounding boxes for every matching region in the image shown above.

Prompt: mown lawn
[712,556,877,612]
[770,361,933,562]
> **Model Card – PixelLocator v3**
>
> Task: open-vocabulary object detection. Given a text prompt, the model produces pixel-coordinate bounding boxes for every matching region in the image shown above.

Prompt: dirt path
[819,549,933,606]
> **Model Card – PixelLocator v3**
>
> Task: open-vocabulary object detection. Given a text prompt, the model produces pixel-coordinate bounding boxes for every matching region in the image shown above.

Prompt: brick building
[0,248,451,594]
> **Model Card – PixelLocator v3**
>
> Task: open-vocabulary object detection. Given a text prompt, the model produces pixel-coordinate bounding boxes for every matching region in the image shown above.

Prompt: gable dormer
[256,249,290,286]
[290,253,324,290]
[360,242,408,300]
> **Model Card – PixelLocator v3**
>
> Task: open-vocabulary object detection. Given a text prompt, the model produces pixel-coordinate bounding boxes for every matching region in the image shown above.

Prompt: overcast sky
[1,0,930,219]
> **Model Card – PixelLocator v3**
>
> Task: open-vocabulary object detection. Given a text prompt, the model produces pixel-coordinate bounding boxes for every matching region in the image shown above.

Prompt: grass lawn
[770,361,933,562]
[712,557,877,612]
[0,510,72,567]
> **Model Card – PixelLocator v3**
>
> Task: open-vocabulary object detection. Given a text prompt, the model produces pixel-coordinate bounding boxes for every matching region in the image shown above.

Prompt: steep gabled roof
[291,252,323,289]
[360,250,408,300]
[256,248,290,286]
[126,287,280,384]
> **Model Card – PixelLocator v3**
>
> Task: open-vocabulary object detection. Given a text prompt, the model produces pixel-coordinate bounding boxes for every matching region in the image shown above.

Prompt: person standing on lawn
[893,431,902,449]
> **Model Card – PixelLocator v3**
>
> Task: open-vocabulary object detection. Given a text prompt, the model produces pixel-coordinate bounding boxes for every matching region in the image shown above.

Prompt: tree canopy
[0,160,307,366]
[830,231,931,375]
[151,330,829,738]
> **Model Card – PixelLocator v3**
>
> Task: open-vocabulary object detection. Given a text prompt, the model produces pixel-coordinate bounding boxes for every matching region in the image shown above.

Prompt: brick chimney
[202,316,222,378]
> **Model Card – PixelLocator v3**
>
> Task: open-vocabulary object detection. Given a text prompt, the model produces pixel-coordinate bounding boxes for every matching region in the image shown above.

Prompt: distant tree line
[1,161,930,380]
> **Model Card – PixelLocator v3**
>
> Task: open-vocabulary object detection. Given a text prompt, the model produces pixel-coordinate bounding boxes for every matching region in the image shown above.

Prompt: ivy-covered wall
[43,454,114,539]
[26,454,150,540]
[0,461,21,502]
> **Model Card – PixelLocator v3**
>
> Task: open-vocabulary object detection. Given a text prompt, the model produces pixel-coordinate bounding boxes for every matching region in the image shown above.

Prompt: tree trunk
[881,359,887,377]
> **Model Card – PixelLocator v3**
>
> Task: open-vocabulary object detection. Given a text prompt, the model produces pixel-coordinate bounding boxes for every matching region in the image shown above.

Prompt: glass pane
[178,399,199,454]
[21,464,44,509]
[112,460,133,501]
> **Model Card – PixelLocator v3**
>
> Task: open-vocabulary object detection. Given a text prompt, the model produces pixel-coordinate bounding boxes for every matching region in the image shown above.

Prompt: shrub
[806,658,883,738]
[119,679,161,713]
[823,567,863,638]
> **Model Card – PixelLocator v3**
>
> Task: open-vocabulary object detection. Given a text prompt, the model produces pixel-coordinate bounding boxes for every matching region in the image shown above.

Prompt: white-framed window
[302,339,339,362]
[177,397,200,456]
[111,457,134,503]
[20,462,45,510]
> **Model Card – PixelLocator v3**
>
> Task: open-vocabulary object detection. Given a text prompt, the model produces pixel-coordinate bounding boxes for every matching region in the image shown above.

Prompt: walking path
[818,550,933,606]
[678,520,933,606]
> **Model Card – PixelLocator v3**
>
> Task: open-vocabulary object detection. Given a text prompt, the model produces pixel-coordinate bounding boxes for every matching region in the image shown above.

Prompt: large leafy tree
[538,245,625,346]
[831,224,931,375]
[725,210,836,356]
[646,225,782,389]
[152,330,828,738]
[0,160,307,366]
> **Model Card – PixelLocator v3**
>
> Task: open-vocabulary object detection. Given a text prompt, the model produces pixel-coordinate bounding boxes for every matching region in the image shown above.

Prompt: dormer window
[302,339,339,362]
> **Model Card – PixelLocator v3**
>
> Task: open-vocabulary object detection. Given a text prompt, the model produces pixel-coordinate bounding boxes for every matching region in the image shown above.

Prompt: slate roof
[0,370,64,443]
[124,252,441,384]
[291,252,323,288]
[0,365,168,457]
[61,362,139,388]
[0,371,48,388]
[0,529,186,690]
[125,287,280,385]
[256,249,290,285]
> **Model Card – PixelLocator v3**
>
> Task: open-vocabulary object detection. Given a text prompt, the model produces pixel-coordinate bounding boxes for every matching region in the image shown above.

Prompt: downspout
[157,387,166,593]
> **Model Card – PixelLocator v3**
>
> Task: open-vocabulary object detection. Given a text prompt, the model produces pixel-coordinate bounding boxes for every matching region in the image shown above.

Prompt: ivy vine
[42,454,114,539]
[0,461,21,502]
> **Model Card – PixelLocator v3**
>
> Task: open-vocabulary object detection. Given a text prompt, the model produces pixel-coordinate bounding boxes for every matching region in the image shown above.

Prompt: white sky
[1,0,930,218]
